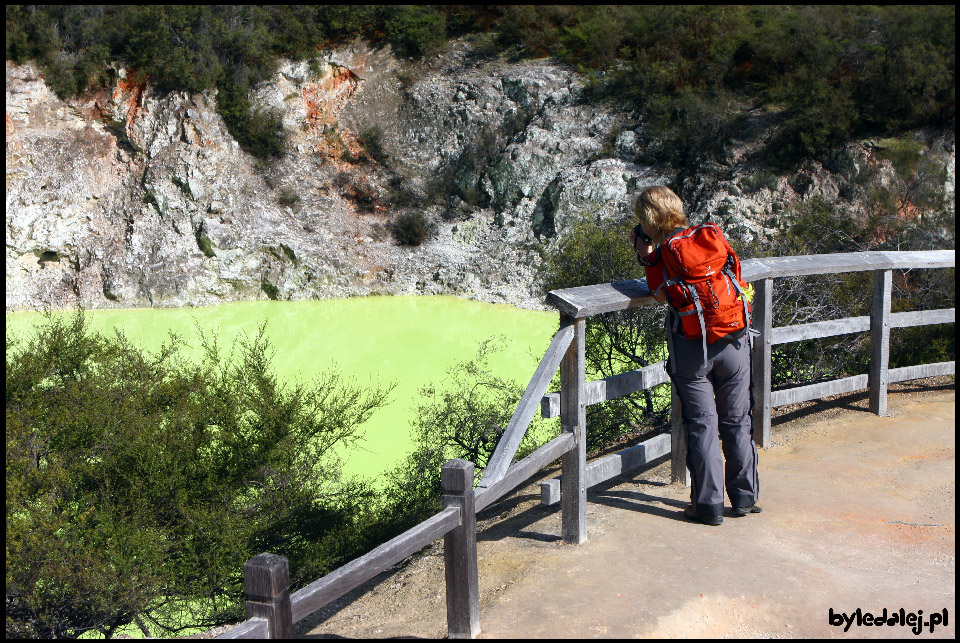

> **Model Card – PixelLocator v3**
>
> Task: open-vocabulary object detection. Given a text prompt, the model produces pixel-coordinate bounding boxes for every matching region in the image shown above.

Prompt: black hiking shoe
[731,504,763,517]
[684,505,722,526]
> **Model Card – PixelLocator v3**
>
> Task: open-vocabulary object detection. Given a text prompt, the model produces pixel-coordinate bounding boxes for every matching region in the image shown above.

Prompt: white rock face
[6,40,954,312]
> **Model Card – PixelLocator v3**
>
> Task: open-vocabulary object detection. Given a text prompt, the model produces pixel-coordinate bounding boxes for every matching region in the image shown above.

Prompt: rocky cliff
[5,38,955,312]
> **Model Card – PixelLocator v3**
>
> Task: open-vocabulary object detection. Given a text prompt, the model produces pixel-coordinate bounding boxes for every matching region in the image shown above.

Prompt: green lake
[5,296,560,481]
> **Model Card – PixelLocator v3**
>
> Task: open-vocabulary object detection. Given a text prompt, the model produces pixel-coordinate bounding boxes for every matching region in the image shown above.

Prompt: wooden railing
[218,249,954,639]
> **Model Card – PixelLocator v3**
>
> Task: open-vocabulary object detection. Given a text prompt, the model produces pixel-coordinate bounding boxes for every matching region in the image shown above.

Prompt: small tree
[541,213,672,447]
[6,312,390,638]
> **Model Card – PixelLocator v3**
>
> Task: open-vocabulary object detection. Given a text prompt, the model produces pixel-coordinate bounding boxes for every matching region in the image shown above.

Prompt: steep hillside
[5,38,954,312]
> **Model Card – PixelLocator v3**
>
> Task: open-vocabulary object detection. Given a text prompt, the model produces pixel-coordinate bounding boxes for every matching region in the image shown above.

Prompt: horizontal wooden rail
[540,362,670,418]
[740,250,955,281]
[889,361,956,383]
[217,618,268,639]
[475,432,575,513]
[891,308,955,328]
[771,316,871,344]
[768,308,955,345]
[289,506,461,623]
[548,250,955,318]
[540,433,672,505]
[770,374,870,407]
[546,279,655,318]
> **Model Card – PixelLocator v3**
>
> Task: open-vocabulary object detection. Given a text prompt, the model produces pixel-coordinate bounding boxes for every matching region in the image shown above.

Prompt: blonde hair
[634,186,688,245]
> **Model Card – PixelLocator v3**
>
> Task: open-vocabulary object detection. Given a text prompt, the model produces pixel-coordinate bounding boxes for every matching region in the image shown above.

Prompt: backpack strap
[681,283,709,366]
[723,265,759,351]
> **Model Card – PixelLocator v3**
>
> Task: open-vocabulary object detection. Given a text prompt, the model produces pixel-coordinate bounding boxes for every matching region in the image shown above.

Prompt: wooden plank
[540,478,560,505]
[540,392,561,419]
[479,322,574,487]
[745,250,953,280]
[215,618,269,639]
[771,316,871,345]
[878,249,955,269]
[243,553,294,639]
[561,318,587,544]
[540,362,670,418]
[869,270,892,416]
[888,361,955,383]
[752,278,774,448]
[746,252,895,279]
[545,251,954,318]
[740,258,772,282]
[290,507,461,623]
[475,432,575,513]
[670,383,689,485]
[546,279,656,318]
[587,433,672,487]
[766,306,953,345]
[890,308,955,328]
[540,434,672,505]
[770,374,869,407]
[442,460,479,639]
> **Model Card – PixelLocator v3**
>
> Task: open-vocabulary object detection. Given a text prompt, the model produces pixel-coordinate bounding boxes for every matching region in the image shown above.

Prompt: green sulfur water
[7,296,559,638]
[5,296,560,481]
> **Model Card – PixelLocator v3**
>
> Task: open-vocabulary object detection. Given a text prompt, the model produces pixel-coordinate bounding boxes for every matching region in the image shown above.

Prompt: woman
[630,186,761,526]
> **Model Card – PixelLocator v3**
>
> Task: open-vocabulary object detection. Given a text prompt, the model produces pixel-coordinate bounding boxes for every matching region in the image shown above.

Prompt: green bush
[6,313,390,638]
[357,126,390,165]
[389,211,431,246]
[410,339,555,473]
[216,78,286,161]
[384,5,447,57]
[372,340,557,538]
[276,187,301,207]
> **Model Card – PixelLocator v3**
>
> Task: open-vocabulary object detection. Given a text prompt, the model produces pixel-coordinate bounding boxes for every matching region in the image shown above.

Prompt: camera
[633,224,652,245]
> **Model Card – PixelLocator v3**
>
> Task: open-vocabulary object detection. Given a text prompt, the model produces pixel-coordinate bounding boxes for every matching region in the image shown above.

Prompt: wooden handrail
[220,248,954,639]
[547,250,955,318]
[288,506,462,624]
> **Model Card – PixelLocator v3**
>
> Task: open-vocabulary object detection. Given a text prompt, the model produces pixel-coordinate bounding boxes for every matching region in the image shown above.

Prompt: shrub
[763,193,955,388]
[374,340,557,536]
[357,126,389,165]
[6,313,390,637]
[384,5,447,57]
[216,78,286,161]
[276,187,301,207]
[260,278,280,300]
[389,211,431,246]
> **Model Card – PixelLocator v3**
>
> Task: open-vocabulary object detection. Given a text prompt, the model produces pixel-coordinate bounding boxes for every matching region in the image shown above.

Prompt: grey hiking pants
[669,330,759,518]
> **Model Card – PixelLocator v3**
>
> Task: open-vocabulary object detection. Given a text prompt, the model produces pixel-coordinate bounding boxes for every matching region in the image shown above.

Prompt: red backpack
[654,223,753,363]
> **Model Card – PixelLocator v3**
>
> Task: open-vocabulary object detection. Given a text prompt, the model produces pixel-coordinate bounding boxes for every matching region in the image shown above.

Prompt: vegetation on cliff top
[6,5,954,165]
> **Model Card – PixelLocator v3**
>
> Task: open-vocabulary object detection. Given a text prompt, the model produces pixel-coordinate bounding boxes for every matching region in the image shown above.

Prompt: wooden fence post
[869,269,892,416]
[243,553,294,639]
[560,316,587,544]
[670,383,690,486]
[442,459,480,639]
[751,278,774,447]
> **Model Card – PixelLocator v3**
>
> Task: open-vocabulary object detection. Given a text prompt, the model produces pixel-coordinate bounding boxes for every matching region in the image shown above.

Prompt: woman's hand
[630,227,653,257]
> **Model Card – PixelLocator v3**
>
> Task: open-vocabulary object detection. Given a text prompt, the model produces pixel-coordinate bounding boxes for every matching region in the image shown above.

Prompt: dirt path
[284,380,954,639]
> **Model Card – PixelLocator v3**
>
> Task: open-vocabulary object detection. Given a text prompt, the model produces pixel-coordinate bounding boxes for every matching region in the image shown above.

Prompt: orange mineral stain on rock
[113,72,147,131]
